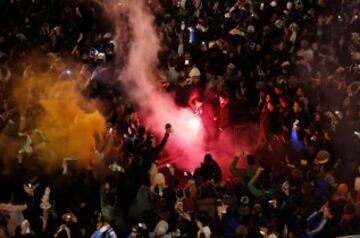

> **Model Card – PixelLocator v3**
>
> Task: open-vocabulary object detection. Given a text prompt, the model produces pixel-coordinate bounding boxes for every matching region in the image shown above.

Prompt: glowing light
[291,128,304,151]
[189,116,201,132]
[355,131,360,139]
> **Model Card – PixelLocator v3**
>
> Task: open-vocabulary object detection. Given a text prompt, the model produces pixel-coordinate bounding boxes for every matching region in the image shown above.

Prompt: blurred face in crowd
[219,95,229,107]
[226,65,235,75]
[293,101,301,113]
[265,94,271,103]
[300,40,309,50]
[267,101,275,112]
[279,98,288,109]
[296,88,305,97]
[274,87,282,95]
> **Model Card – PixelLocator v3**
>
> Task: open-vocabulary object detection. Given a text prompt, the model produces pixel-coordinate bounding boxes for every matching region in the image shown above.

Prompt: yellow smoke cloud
[11,57,106,169]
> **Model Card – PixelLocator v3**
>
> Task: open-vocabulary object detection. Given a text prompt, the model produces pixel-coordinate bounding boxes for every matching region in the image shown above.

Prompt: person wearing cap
[313,151,332,205]
[314,150,330,167]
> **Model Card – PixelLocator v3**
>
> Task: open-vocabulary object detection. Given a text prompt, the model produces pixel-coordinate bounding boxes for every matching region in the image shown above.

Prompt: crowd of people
[0,0,360,237]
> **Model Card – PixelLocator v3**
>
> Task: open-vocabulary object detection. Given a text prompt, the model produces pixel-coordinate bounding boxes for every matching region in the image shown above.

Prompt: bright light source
[189,116,201,132]
[270,1,277,7]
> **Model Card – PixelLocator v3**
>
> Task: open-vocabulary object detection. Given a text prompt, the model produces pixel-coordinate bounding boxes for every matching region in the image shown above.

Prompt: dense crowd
[0,0,360,237]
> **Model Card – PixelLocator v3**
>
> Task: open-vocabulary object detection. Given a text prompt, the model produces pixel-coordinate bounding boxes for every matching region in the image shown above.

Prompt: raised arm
[248,167,265,197]
[153,124,172,157]
[230,154,245,177]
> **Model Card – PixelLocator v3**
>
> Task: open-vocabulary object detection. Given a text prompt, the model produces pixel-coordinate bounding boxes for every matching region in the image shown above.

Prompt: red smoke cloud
[101,0,257,173]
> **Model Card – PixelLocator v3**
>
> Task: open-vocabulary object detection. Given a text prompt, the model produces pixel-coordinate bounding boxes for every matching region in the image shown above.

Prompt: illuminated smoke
[102,0,206,170]
[11,58,106,170]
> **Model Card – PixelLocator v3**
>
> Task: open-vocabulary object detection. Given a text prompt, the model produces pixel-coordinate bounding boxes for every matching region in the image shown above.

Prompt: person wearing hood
[134,124,172,187]
[194,153,222,183]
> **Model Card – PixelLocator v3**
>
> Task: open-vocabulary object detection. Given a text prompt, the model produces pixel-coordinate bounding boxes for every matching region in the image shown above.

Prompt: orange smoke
[11,57,106,169]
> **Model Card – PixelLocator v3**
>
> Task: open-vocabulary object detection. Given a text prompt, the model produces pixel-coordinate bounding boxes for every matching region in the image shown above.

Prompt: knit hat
[314,150,330,165]
[189,67,201,77]
[337,183,349,195]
